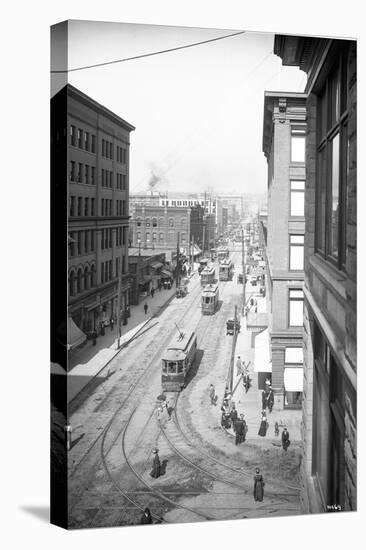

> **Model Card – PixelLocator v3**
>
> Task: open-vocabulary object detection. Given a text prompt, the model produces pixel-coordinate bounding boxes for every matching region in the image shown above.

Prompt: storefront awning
[151,262,163,270]
[193,245,202,256]
[284,367,303,392]
[254,328,272,373]
[161,269,173,278]
[67,317,87,351]
[139,275,151,285]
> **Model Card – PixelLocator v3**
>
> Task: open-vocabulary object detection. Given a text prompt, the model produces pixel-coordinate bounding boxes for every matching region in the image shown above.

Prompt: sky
[60,20,307,196]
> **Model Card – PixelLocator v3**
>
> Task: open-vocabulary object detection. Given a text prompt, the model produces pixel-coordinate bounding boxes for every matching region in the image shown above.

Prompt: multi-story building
[262,91,307,408]
[274,35,357,512]
[67,84,135,335]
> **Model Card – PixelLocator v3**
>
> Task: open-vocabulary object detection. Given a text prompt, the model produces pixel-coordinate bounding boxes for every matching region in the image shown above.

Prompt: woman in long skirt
[150,449,161,478]
[258,411,268,437]
[253,468,265,501]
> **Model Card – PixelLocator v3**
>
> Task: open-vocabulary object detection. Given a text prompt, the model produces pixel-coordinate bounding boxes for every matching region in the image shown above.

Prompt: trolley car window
[168,361,177,373]
[177,361,184,373]
[162,361,168,373]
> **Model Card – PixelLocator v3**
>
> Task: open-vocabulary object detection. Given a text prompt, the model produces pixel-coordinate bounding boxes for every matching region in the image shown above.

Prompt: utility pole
[116,243,124,349]
[202,224,206,257]
[176,231,180,288]
[191,235,194,271]
[241,228,246,316]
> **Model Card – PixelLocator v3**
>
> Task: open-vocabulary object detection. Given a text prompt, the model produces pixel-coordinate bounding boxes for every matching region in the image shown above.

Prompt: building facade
[67,85,135,335]
[262,91,307,409]
[274,36,357,512]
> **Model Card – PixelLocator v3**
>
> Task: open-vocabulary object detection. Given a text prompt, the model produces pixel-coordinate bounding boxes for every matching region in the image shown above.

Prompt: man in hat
[150,449,161,478]
[282,427,290,451]
[230,404,238,432]
[140,507,153,524]
[236,356,243,376]
[267,386,274,413]
[209,384,217,405]
[235,413,247,445]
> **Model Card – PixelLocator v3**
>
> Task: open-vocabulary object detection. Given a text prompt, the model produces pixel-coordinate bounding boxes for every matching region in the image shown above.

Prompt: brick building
[67,85,134,336]
[274,36,357,512]
[262,91,307,407]
[128,249,169,305]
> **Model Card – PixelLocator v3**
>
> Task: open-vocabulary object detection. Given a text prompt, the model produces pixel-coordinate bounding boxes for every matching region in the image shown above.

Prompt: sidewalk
[67,282,178,404]
[227,313,302,446]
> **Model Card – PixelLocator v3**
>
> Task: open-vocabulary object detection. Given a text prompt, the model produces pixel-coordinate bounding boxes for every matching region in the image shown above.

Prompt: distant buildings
[262,92,307,408]
[67,85,135,335]
[274,35,357,512]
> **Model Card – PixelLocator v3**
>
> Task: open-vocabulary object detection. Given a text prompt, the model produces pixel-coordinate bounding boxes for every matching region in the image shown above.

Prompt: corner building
[262,92,307,410]
[274,36,357,512]
[67,85,135,336]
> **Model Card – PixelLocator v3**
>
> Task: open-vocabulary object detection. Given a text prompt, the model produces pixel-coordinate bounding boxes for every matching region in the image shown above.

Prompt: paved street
[66,244,302,528]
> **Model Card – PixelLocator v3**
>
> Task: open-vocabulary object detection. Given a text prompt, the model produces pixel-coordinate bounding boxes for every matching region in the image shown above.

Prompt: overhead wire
[51,30,246,73]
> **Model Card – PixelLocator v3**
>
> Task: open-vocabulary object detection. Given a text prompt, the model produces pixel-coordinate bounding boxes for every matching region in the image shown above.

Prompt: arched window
[159,233,164,242]
[84,266,90,290]
[159,217,164,226]
[181,217,187,226]
[152,232,157,242]
[146,232,150,243]
[77,268,83,294]
[169,218,174,227]
[69,270,75,297]
[145,217,150,227]
[152,217,157,227]
[136,217,142,227]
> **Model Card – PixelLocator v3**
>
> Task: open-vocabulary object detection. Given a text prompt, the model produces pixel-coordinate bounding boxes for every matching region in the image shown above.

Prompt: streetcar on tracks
[161,329,197,391]
[217,246,230,262]
[201,283,219,315]
[200,265,216,286]
[198,257,209,274]
[219,258,234,281]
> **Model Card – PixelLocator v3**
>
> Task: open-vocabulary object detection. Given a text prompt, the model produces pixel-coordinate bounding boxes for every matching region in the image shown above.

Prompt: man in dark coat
[150,449,161,478]
[230,405,238,432]
[235,414,247,445]
[144,302,148,315]
[140,507,153,524]
[282,427,290,451]
[267,387,274,413]
[261,390,267,410]
[253,468,265,502]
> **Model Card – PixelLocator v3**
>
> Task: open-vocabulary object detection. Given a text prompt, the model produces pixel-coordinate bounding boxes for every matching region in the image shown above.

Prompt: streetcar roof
[163,331,196,359]
[201,266,215,274]
[202,283,219,294]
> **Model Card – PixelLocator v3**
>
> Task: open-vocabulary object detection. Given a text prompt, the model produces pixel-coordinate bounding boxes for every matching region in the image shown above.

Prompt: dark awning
[151,262,163,270]
[161,269,173,278]
[67,317,87,351]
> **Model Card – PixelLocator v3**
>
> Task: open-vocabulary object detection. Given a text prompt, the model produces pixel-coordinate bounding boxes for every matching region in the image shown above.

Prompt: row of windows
[116,200,127,217]
[70,125,96,153]
[69,196,96,217]
[116,173,127,190]
[101,198,113,217]
[70,162,96,185]
[136,217,187,228]
[136,231,187,244]
[116,145,127,164]
[161,200,212,206]
[69,231,95,257]
[102,139,113,159]
[101,228,113,250]
[101,260,113,284]
[69,264,96,296]
[101,169,113,188]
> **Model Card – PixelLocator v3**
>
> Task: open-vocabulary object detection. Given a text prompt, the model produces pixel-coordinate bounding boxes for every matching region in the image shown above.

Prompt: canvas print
[50,21,357,529]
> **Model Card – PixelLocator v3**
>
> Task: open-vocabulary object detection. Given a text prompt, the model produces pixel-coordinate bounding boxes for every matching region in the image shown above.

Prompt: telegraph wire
[51,30,246,73]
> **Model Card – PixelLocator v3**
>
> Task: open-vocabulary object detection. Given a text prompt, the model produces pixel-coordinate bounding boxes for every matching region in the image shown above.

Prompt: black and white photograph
[49,18,357,531]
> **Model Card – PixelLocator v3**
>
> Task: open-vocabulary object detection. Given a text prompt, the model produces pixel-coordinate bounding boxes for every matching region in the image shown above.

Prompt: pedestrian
[161,398,169,420]
[230,404,238,432]
[267,387,274,413]
[274,421,279,437]
[258,411,268,437]
[110,317,114,331]
[236,356,242,376]
[265,377,271,390]
[209,384,217,405]
[151,288,155,298]
[158,281,162,291]
[282,427,291,451]
[253,468,265,502]
[235,414,247,445]
[144,302,148,315]
[224,386,230,399]
[140,507,153,525]
[100,321,105,336]
[150,449,161,478]
[167,400,173,421]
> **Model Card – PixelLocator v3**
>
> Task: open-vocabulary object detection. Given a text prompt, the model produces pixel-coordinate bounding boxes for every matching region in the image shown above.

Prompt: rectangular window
[70,125,76,146]
[289,235,304,270]
[290,181,305,216]
[291,131,305,163]
[70,161,76,182]
[84,131,89,151]
[330,134,340,259]
[84,197,89,217]
[78,128,83,148]
[77,197,82,217]
[78,163,83,183]
[101,169,105,187]
[91,135,96,153]
[84,230,89,253]
[91,166,95,185]
[289,289,304,326]
[85,165,89,185]
[91,198,95,217]
[102,139,105,157]
[69,196,75,217]
[90,230,95,251]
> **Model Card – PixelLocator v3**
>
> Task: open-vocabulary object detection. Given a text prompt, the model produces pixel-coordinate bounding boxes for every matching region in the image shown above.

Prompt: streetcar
[200,265,216,286]
[217,246,230,262]
[219,258,234,281]
[161,330,197,391]
[201,283,219,315]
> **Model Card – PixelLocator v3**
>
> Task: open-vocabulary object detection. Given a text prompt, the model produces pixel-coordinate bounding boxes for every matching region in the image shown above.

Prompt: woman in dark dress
[140,507,153,524]
[258,411,268,437]
[253,468,265,501]
[150,449,161,478]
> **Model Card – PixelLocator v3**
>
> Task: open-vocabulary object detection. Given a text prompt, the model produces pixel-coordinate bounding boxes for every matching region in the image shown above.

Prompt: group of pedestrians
[261,379,274,413]
[236,356,251,393]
